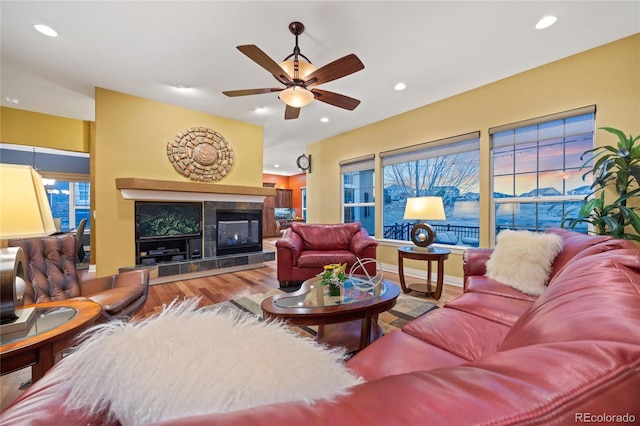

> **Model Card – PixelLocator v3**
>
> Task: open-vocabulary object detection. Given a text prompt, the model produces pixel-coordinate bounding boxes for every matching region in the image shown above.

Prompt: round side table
[397,246,450,300]
[1,300,102,384]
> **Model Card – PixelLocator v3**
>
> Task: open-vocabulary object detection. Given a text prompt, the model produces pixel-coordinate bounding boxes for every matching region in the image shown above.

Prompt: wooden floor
[1,246,462,411]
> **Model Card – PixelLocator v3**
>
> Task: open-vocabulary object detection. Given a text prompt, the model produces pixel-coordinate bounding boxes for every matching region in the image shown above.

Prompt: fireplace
[215,210,262,256]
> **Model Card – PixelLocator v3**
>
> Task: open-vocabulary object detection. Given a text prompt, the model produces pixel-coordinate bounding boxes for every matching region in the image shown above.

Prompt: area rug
[208,288,438,340]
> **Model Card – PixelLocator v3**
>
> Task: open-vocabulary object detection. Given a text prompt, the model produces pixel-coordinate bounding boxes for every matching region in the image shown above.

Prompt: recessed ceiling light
[320,117,329,123]
[274,164,280,168]
[34,24,58,37]
[394,82,407,91]
[4,97,20,104]
[535,16,557,30]
[255,106,266,113]
[174,84,192,92]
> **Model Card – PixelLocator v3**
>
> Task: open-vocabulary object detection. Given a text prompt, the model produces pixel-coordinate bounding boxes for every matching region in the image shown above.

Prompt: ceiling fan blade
[304,54,364,87]
[223,88,282,97]
[284,104,300,120]
[237,45,292,84]
[311,89,361,111]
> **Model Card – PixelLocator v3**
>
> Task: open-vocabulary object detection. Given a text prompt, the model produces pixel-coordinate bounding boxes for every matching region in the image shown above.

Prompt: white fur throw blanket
[49,299,362,426]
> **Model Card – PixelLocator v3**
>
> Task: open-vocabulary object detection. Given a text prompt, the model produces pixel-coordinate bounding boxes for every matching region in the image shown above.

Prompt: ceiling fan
[222,21,364,120]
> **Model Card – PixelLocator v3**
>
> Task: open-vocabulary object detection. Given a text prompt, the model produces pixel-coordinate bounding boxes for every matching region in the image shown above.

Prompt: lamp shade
[279,87,315,108]
[0,164,56,239]
[403,197,446,221]
[279,59,316,80]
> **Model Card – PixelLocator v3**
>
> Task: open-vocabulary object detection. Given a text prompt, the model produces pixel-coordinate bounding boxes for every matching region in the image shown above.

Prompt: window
[45,179,91,231]
[490,106,595,241]
[381,132,481,246]
[301,187,307,221]
[341,155,375,236]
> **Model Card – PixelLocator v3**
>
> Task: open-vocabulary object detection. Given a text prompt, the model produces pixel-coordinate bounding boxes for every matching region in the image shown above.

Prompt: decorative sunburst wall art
[167,127,235,182]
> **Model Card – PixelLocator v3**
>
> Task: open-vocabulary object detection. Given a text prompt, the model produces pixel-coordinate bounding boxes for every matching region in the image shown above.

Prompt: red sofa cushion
[465,276,537,301]
[291,222,360,251]
[346,330,467,381]
[444,292,534,327]
[544,227,614,280]
[401,307,512,362]
[500,247,640,351]
[296,250,357,268]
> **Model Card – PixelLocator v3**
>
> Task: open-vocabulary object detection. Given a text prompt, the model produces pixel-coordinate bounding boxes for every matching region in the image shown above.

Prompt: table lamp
[403,196,446,251]
[1,164,56,331]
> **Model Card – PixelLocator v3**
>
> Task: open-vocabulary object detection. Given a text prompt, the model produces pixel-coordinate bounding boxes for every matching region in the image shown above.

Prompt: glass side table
[0,300,101,384]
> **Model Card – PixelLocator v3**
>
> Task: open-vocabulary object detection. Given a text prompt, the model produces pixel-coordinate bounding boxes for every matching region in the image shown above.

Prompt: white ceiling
[2,1,639,176]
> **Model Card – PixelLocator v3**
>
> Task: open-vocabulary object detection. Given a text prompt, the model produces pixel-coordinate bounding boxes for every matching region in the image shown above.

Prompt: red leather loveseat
[2,229,639,425]
[275,222,378,287]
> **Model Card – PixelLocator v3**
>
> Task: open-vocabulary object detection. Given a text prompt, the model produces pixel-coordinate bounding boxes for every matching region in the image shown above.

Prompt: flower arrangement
[321,263,347,296]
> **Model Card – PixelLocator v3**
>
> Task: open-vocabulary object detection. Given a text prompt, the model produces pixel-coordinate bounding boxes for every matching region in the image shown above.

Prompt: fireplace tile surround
[203,201,263,258]
[116,179,277,284]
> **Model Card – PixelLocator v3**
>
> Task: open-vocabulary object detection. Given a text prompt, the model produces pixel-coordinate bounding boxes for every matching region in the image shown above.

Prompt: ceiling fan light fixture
[279,87,314,108]
[279,59,317,80]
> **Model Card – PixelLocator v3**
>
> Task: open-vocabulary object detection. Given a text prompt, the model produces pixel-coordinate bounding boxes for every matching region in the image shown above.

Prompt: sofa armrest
[275,229,304,260]
[462,248,493,291]
[350,228,378,258]
[79,269,149,296]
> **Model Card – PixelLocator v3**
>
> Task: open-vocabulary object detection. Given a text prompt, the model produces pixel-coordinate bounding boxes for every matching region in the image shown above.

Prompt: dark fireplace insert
[216,209,263,256]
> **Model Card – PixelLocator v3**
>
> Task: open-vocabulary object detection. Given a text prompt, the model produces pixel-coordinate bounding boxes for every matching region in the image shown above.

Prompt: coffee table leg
[359,317,369,350]
[359,313,379,350]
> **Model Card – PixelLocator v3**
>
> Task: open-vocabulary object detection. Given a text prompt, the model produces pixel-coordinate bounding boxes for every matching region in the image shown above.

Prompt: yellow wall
[306,34,640,280]
[94,88,264,274]
[0,107,90,152]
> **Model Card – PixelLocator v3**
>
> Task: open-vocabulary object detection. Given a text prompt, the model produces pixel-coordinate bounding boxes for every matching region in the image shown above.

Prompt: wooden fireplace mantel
[116,178,276,202]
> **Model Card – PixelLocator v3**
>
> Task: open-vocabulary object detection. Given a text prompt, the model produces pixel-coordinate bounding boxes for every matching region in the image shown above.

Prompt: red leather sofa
[2,228,639,425]
[275,222,378,287]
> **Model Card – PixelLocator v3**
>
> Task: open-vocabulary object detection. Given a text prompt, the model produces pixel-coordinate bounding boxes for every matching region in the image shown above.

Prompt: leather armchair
[275,222,377,287]
[8,234,149,321]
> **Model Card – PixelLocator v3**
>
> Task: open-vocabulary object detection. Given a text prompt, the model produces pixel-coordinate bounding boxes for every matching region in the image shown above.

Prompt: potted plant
[321,263,347,296]
[564,127,640,242]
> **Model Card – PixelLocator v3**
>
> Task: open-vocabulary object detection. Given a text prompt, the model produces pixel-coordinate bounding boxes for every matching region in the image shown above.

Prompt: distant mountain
[519,187,562,197]
[568,185,591,196]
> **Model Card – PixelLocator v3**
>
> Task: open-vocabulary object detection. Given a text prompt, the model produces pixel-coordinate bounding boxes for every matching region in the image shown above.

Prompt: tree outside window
[382,134,481,246]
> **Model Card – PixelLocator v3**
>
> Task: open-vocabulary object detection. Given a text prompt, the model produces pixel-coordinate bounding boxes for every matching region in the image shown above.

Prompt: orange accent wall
[262,173,289,189]
[263,173,307,216]
[288,173,307,218]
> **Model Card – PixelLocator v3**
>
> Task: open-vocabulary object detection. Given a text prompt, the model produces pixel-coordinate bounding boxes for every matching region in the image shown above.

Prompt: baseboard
[379,262,463,288]
[149,262,266,285]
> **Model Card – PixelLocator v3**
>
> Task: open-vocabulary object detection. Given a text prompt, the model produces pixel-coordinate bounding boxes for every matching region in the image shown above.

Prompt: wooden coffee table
[0,300,102,384]
[261,276,399,353]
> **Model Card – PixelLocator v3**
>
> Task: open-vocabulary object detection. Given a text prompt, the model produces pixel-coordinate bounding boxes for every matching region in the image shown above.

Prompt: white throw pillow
[485,230,563,296]
[53,299,362,426]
